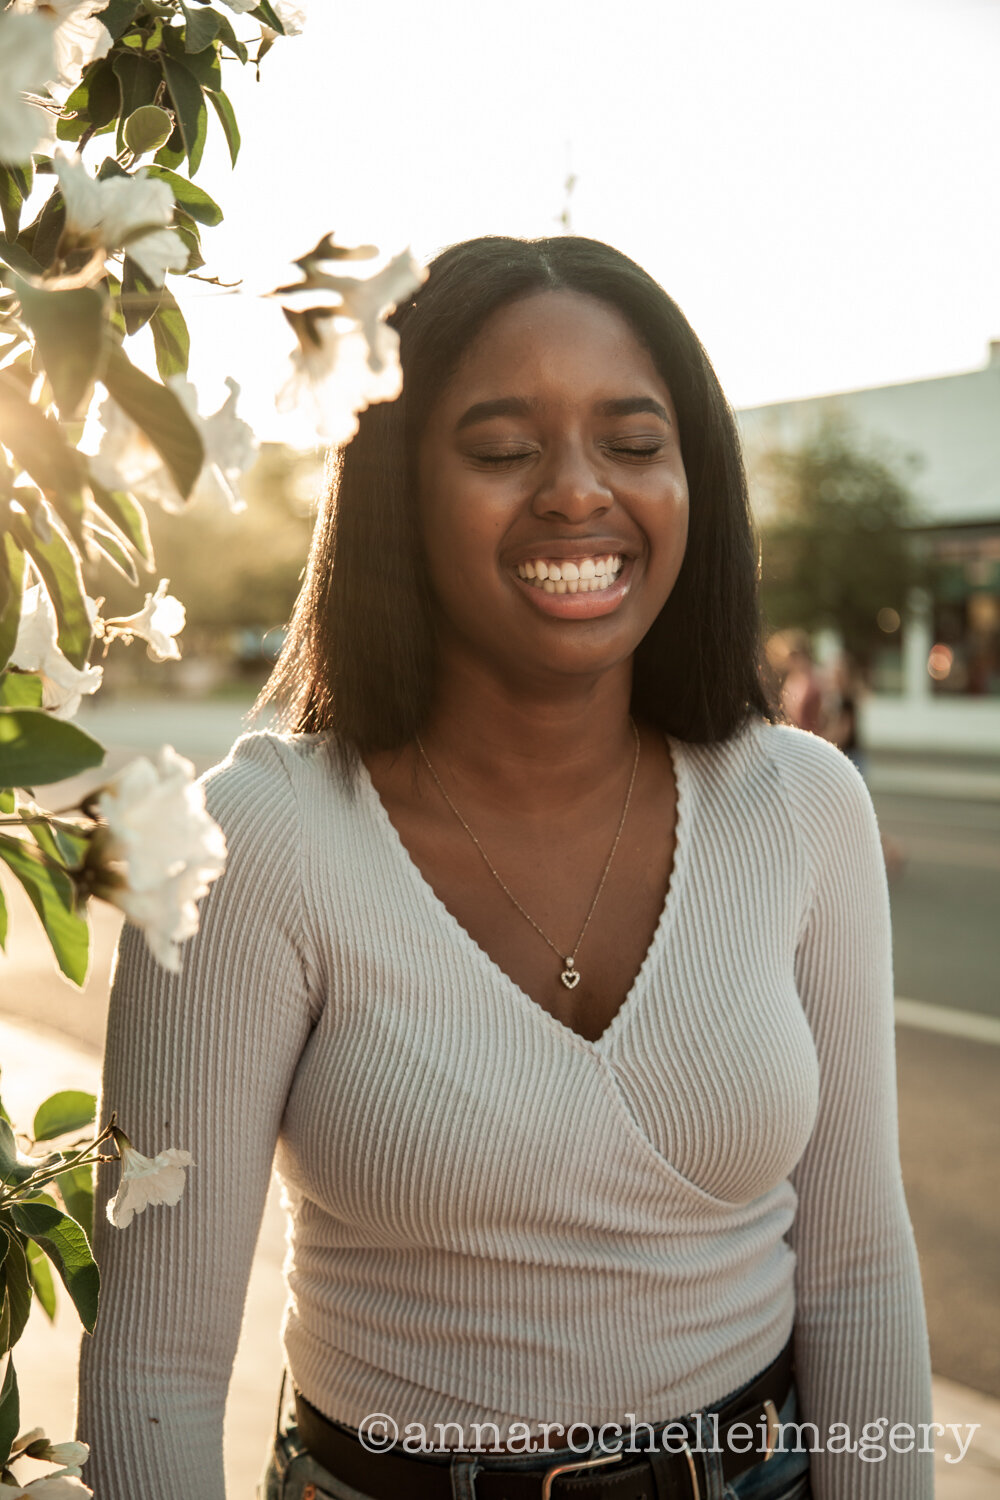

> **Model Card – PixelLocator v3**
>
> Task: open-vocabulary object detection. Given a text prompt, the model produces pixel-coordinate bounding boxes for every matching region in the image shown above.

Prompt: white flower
[92,378,256,514]
[0,12,57,164]
[11,584,103,718]
[15,0,112,91]
[0,1478,92,1498]
[53,154,187,287]
[278,250,426,443]
[36,1442,90,1469]
[91,746,227,972]
[267,1,305,35]
[107,1134,194,1229]
[104,579,185,662]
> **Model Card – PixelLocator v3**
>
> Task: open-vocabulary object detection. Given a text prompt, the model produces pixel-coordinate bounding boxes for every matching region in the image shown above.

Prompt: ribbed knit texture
[76,721,933,1499]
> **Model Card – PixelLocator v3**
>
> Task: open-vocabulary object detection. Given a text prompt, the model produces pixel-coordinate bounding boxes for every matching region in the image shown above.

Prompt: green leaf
[252,1,286,34]
[151,283,190,379]
[26,1239,57,1322]
[55,1162,94,1245]
[97,0,141,41]
[60,56,121,138]
[161,56,210,176]
[112,51,161,152]
[15,278,108,421]
[34,1091,97,1142]
[0,370,88,500]
[5,503,92,668]
[143,166,223,226]
[0,238,44,278]
[153,124,187,171]
[102,342,204,498]
[206,88,240,166]
[84,520,140,584]
[178,1,221,53]
[0,168,25,240]
[121,257,162,335]
[0,710,104,786]
[0,1228,32,1352]
[88,479,154,565]
[123,103,174,157]
[0,673,43,710]
[9,1201,99,1334]
[22,189,65,272]
[0,835,89,985]
[0,1351,18,1465]
[0,536,25,673]
[0,1121,32,1187]
[170,206,204,271]
[28,811,90,874]
[213,12,249,63]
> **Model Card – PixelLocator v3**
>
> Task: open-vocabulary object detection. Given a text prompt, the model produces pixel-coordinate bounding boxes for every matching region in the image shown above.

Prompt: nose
[531,441,613,524]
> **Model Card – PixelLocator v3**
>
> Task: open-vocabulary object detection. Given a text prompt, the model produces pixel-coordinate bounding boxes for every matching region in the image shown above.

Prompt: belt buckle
[761,1398,780,1462]
[539,1448,623,1500]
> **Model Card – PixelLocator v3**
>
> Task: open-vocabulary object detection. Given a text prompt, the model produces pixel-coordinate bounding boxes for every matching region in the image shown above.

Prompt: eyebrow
[454,394,671,431]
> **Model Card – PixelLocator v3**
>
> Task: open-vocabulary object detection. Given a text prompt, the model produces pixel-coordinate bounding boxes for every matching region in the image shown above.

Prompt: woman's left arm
[776,726,934,1500]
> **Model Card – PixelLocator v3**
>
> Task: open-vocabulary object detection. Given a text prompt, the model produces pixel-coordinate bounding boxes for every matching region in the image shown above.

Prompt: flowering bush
[0,1,423,1488]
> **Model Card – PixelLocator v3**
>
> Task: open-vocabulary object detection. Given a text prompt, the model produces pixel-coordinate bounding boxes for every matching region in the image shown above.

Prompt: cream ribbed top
[76,720,933,1499]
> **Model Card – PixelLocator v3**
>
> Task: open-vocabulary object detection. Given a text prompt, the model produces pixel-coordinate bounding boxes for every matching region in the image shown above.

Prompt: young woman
[77,237,933,1500]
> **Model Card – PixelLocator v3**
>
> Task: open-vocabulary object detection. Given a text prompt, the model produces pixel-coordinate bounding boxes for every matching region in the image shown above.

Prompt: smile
[516,554,624,594]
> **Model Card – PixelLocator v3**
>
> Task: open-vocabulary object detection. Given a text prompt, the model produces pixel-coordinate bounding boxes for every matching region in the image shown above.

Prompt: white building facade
[738,345,1000,754]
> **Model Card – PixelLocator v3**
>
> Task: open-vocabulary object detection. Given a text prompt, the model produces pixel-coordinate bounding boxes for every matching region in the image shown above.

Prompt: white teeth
[517,554,626,593]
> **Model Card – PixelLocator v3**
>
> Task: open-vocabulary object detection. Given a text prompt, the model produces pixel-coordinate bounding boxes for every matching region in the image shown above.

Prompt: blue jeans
[257,1377,811,1500]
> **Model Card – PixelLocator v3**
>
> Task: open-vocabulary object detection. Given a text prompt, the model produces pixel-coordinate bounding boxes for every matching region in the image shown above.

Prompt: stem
[0,815,89,829]
[0,1124,116,1205]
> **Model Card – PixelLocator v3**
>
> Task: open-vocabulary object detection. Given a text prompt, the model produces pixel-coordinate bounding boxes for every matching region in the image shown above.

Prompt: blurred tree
[94,443,320,673]
[755,416,928,667]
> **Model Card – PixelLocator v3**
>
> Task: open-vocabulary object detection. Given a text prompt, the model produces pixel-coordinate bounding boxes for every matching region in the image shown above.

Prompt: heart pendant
[560,965,580,989]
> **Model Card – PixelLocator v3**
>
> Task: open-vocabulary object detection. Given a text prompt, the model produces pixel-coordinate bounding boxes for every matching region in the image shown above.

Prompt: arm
[777,727,933,1499]
[76,734,317,1500]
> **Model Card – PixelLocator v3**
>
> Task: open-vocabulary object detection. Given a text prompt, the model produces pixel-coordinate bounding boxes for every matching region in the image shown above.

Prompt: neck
[418,651,637,814]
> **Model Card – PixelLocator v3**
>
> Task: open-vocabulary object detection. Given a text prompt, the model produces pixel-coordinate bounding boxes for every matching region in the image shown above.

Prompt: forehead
[435,289,670,415]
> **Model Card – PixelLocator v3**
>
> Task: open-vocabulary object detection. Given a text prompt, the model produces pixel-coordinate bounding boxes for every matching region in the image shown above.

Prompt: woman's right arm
[76,734,318,1500]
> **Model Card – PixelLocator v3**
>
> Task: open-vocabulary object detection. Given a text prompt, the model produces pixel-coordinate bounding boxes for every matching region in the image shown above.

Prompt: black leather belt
[293,1338,794,1500]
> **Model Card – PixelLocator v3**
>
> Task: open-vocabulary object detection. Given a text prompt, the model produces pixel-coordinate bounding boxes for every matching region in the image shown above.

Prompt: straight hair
[257,235,775,756]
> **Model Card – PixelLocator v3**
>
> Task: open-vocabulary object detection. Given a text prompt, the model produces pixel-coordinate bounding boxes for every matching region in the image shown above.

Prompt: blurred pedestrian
[780,630,824,733]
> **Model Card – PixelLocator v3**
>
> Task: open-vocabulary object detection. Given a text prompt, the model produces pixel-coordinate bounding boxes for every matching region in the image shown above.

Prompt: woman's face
[416,289,689,690]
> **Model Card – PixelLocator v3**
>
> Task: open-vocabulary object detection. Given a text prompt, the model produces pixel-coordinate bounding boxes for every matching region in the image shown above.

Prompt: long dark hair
[257,235,774,753]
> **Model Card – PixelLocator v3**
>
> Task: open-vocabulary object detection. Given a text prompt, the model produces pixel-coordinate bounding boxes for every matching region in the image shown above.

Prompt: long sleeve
[776,727,933,1498]
[76,734,318,1500]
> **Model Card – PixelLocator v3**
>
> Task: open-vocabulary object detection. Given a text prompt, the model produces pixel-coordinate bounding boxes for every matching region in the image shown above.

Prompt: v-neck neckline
[356,734,692,1056]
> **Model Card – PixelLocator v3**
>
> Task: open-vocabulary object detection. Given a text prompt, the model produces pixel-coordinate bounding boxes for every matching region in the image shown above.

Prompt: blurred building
[738,343,1000,754]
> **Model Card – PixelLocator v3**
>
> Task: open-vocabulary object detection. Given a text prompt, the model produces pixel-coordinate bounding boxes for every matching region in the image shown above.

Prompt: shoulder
[748,720,883,883]
[194,731,341,873]
[200,729,331,815]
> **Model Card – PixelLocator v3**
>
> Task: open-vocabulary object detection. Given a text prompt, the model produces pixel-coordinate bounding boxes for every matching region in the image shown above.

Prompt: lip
[507,538,635,567]
[511,555,636,619]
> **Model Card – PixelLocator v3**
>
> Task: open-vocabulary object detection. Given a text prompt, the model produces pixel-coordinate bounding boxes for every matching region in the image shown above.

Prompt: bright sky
[180,0,1000,445]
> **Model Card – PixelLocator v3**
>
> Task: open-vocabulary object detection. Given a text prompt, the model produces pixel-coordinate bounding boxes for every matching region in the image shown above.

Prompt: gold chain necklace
[414,720,641,990]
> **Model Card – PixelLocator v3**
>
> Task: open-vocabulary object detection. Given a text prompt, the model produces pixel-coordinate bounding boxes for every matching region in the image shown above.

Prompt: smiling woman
[77,237,933,1500]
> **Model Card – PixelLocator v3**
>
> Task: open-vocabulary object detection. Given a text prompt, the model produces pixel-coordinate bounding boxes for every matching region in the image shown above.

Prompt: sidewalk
[2,1012,998,1498]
